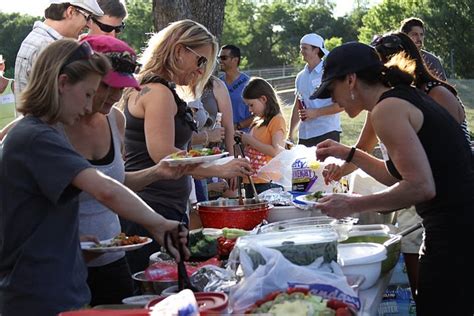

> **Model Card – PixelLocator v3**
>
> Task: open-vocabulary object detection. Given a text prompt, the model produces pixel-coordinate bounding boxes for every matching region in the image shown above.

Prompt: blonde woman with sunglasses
[120,20,253,275]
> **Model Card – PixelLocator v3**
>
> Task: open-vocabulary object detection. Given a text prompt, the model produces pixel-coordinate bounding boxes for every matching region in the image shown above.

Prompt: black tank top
[124,77,196,217]
[378,86,474,221]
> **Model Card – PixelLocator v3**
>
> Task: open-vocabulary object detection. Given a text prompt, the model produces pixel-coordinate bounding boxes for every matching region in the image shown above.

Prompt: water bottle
[297,94,306,121]
[214,112,222,128]
[208,112,223,149]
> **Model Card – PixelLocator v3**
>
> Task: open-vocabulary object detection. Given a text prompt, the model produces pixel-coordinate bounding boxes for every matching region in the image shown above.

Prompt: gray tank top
[77,113,126,267]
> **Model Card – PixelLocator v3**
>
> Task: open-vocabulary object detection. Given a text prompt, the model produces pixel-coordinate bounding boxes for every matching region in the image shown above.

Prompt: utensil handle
[383,222,422,248]
[234,135,259,202]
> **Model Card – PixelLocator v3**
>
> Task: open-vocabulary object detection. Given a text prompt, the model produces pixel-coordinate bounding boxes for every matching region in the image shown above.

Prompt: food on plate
[246,288,353,315]
[92,233,147,248]
[170,147,222,159]
[305,191,324,201]
[189,230,218,259]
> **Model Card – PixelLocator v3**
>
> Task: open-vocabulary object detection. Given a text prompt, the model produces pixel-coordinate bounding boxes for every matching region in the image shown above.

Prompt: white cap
[300,33,329,56]
[49,0,104,16]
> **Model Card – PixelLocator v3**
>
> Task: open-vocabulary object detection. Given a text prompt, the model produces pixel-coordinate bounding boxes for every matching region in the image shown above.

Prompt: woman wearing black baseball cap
[312,42,474,316]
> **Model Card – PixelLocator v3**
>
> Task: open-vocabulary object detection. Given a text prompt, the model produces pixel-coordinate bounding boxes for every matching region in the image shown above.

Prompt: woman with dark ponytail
[317,33,472,301]
[312,42,473,316]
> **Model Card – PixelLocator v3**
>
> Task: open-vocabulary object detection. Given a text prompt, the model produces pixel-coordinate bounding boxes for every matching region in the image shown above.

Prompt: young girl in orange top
[235,77,287,197]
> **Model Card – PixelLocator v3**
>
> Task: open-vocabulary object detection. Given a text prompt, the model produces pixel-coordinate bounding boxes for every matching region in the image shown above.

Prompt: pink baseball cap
[80,35,140,90]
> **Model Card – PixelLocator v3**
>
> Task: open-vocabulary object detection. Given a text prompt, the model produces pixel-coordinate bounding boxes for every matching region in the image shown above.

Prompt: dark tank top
[378,85,474,224]
[124,76,196,217]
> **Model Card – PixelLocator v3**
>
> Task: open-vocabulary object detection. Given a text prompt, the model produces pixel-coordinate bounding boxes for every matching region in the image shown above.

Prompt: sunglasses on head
[73,6,92,22]
[92,17,125,33]
[371,34,402,49]
[105,51,141,74]
[185,46,208,68]
[60,41,94,73]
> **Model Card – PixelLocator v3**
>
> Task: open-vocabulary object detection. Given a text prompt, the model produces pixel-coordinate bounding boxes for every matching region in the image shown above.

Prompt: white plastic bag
[229,243,360,313]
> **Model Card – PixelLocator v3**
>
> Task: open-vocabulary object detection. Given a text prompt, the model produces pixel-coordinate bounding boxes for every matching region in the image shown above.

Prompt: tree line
[0,0,472,78]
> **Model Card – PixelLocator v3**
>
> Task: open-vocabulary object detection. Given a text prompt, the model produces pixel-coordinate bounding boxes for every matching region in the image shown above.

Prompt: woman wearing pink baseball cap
[62,35,193,306]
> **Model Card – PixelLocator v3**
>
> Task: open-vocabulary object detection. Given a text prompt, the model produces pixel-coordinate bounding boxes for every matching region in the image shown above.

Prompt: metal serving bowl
[131,271,177,294]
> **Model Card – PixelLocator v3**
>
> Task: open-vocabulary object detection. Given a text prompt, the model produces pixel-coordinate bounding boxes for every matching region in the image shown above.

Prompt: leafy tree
[121,0,154,53]
[0,12,38,78]
[425,0,474,78]
[358,0,428,43]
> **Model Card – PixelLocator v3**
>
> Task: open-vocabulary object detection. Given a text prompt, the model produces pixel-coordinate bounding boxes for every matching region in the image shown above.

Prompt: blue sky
[1,0,382,18]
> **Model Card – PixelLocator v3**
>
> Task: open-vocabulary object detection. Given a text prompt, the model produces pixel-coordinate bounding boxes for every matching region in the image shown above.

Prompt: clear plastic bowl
[256,216,358,241]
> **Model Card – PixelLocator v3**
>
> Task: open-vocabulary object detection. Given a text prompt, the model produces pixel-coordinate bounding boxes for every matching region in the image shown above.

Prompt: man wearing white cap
[289,33,342,147]
[14,0,104,96]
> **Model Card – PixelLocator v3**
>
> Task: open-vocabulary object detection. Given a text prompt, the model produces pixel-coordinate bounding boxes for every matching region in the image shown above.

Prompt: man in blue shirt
[218,45,253,132]
[289,33,342,147]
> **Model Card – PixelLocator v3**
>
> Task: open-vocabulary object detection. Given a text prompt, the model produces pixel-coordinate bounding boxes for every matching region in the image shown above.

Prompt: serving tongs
[164,223,198,292]
[234,135,259,203]
[383,222,423,248]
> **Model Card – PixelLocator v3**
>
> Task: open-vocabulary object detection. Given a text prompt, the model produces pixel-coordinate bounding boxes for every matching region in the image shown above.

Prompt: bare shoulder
[136,83,176,108]
[111,106,125,128]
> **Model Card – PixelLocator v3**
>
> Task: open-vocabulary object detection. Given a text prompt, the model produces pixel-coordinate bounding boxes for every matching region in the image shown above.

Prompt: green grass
[281,79,474,145]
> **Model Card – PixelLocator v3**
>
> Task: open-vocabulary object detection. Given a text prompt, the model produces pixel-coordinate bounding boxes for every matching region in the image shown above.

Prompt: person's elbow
[415,180,436,203]
[92,179,121,204]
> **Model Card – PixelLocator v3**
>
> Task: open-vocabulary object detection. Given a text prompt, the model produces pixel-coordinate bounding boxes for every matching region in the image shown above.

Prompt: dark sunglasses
[105,51,141,74]
[73,6,92,22]
[60,41,94,73]
[92,17,125,33]
[185,46,208,68]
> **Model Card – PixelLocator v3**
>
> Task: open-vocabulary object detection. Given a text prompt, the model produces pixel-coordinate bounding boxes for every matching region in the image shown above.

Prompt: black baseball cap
[310,42,383,99]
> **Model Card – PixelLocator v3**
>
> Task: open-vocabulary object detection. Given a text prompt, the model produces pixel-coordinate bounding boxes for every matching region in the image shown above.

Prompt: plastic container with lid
[235,228,339,266]
[338,242,387,290]
[257,216,358,241]
[146,292,228,313]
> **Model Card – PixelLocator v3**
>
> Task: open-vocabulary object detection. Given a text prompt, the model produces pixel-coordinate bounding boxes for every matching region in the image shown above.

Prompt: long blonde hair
[137,19,218,100]
[18,39,110,124]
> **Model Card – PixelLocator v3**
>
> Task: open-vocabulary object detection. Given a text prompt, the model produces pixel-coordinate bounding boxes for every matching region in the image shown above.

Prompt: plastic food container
[146,292,229,313]
[235,228,339,266]
[342,233,401,274]
[267,205,312,222]
[338,242,387,290]
[257,216,357,241]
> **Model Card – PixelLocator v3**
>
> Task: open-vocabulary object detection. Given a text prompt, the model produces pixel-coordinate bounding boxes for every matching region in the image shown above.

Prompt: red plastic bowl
[146,292,228,313]
[197,206,271,230]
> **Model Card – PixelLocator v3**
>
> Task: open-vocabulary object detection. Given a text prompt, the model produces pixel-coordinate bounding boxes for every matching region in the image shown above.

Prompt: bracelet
[345,146,356,163]
[203,130,209,146]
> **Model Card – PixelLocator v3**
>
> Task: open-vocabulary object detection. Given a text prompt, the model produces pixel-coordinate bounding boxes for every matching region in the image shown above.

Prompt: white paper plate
[81,237,152,253]
[295,194,324,205]
[162,152,228,166]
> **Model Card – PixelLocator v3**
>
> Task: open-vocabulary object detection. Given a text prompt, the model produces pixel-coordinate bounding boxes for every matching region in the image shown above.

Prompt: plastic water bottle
[214,112,222,128]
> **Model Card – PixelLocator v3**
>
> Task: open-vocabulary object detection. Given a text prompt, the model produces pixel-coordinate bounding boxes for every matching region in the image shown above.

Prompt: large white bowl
[267,205,312,222]
[338,242,387,290]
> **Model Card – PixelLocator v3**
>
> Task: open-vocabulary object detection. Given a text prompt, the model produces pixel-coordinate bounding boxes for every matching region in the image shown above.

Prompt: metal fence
[218,65,298,91]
